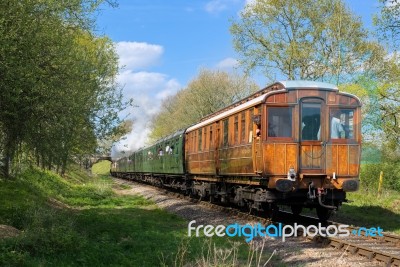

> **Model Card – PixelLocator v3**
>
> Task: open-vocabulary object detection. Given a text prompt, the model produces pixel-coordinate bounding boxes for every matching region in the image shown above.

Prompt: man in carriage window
[302,115,320,140]
[331,110,345,139]
[256,124,261,138]
[165,145,173,155]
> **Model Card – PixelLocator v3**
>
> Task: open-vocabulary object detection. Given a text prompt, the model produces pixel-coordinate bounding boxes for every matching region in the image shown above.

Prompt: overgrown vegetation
[0,167,279,266]
[91,160,112,176]
[337,188,400,234]
[360,162,400,192]
[0,0,130,177]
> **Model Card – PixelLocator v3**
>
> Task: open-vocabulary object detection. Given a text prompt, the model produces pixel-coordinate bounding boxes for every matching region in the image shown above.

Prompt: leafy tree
[374,0,400,50]
[98,119,134,155]
[374,0,400,149]
[0,0,126,176]
[376,56,400,149]
[339,77,384,143]
[230,0,384,84]
[150,69,258,140]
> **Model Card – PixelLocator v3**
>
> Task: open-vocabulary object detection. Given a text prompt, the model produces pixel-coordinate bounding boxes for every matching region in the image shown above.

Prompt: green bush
[360,161,400,191]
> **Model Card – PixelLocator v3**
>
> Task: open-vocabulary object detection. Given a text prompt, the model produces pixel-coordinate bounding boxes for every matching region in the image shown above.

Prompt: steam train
[111,80,362,220]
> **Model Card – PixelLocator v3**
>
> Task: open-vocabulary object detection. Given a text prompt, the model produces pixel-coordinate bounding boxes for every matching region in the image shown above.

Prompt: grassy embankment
[2,160,397,265]
[335,189,400,234]
[297,166,400,233]
[0,162,276,266]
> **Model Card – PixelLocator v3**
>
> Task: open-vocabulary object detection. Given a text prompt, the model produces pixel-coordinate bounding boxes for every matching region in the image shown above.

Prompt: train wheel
[316,206,333,221]
[265,203,279,220]
[290,205,303,216]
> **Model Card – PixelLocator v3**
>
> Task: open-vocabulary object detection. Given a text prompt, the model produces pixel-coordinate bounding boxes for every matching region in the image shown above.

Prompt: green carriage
[132,129,185,175]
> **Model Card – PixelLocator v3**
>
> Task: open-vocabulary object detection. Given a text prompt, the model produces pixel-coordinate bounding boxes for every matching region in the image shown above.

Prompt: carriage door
[300,99,325,172]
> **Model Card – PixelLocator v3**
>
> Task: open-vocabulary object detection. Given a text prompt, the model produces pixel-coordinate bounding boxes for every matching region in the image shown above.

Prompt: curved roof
[277,80,338,90]
[186,80,357,133]
[186,89,283,132]
[136,129,186,152]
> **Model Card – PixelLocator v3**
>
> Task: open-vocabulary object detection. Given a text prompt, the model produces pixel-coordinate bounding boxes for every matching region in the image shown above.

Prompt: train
[111,80,362,221]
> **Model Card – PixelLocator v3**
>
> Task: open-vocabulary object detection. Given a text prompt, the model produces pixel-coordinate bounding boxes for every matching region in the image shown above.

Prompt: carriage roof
[278,80,338,90]
[186,80,358,132]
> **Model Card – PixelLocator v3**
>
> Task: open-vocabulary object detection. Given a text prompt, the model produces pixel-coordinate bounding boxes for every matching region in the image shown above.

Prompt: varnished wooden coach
[185,80,361,220]
[112,80,362,220]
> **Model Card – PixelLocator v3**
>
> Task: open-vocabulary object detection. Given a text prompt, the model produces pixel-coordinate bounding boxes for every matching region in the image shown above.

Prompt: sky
[95,0,380,158]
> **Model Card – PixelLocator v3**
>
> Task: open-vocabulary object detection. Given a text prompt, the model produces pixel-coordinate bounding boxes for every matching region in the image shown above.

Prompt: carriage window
[241,111,246,143]
[198,128,202,151]
[234,115,239,144]
[189,133,193,153]
[330,109,354,139]
[193,131,197,152]
[204,127,208,150]
[268,107,292,137]
[248,108,254,143]
[209,126,213,150]
[223,119,229,147]
[301,103,321,141]
[158,147,164,157]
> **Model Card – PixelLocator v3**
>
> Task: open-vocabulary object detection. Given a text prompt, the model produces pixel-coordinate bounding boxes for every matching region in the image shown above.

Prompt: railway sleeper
[374,253,393,265]
[357,248,375,260]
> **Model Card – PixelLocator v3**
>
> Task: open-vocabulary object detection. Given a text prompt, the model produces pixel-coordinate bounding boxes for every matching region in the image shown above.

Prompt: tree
[376,57,400,149]
[0,0,126,176]
[375,0,400,50]
[230,0,384,84]
[150,69,258,140]
[338,79,382,141]
[374,0,400,150]
[97,119,134,155]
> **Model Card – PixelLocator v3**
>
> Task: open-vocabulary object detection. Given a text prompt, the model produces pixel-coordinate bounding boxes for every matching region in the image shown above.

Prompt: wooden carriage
[185,80,361,219]
[112,80,362,220]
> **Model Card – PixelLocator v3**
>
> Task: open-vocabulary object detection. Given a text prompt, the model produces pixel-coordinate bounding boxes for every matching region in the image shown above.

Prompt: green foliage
[374,0,400,51]
[0,168,254,266]
[373,1,400,150]
[91,160,112,176]
[339,77,384,142]
[150,69,259,140]
[97,119,134,155]
[0,0,128,176]
[376,57,400,149]
[337,188,400,234]
[230,0,384,84]
[360,149,400,192]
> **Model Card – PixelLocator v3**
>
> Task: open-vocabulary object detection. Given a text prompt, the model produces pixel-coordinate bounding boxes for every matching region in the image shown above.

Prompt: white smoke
[111,42,181,160]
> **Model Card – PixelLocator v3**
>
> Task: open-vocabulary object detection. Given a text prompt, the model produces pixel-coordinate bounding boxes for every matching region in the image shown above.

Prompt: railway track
[283,212,400,266]
[113,177,400,266]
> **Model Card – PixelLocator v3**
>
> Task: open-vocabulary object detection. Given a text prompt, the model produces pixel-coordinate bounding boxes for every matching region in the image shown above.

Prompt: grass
[91,160,111,176]
[295,186,400,234]
[334,188,400,234]
[0,165,280,266]
[2,162,398,266]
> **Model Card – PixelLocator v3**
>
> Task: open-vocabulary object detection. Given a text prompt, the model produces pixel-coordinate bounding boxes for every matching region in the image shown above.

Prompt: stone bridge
[85,154,112,168]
